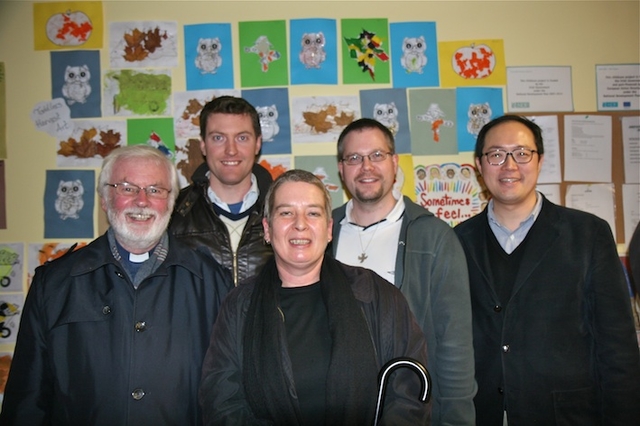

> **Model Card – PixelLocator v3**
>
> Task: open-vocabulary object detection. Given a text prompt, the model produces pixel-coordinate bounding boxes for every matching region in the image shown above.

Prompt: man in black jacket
[0,145,231,425]
[170,96,273,286]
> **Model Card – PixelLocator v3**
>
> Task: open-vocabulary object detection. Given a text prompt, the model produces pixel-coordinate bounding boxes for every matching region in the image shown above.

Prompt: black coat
[169,162,273,286]
[0,233,231,426]
[455,198,640,425]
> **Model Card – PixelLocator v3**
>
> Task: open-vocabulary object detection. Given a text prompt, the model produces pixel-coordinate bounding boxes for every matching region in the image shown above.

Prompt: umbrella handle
[373,357,431,426]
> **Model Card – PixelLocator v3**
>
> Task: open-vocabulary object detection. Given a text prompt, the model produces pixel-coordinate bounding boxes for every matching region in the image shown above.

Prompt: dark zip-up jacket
[169,162,273,286]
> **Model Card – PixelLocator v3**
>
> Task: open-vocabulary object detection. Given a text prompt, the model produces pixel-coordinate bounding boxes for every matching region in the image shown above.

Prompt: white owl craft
[467,103,492,136]
[54,180,84,220]
[195,38,222,74]
[400,36,427,74]
[257,105,280,142]
[61,65,91,105]
[299,32,326,69]
[373,102,399,136]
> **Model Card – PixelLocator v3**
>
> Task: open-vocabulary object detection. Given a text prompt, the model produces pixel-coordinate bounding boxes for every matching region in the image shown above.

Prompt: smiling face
[475,120,543,211]
[101,157,172,254]
[263,181,332,286]
[338,127,398,208]
[200,113,262,203]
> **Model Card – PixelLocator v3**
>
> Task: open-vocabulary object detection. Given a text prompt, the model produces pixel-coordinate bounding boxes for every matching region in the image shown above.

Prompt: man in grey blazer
[455,114,640,425]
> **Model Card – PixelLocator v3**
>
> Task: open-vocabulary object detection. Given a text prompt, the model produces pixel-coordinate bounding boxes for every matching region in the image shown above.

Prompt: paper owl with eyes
[54,179,84,220]
[61,65,91,105]
[373,102,399,136]
[195,37,222,74]
[467,103,492,136]
[257,105,280,142]
[400,36,427,74]
[299,32,326,69]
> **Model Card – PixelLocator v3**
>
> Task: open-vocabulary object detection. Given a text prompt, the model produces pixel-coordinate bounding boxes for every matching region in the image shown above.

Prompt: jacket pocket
[552,387,599,426]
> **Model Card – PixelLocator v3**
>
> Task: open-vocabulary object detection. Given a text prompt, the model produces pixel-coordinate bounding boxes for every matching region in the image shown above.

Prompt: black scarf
[242,256,379,425]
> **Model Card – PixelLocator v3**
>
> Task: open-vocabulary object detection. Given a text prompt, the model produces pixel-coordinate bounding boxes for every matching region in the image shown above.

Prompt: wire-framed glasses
[341,150,393,166]
[483,148,538,166]
[105,182,171,199]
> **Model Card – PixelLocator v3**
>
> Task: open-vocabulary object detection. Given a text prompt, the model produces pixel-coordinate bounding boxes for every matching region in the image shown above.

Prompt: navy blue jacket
[0,232,231,426]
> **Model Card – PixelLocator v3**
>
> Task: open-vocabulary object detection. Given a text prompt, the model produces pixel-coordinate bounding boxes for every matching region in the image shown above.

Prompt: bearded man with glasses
[330,118,477,426]
[0,145,231,426]
[455,114,640,425]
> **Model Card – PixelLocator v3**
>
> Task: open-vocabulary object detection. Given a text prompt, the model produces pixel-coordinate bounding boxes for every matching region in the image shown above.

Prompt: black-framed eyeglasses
[482,148,538,166]
[341,150,393,166]
[105,182,171,199]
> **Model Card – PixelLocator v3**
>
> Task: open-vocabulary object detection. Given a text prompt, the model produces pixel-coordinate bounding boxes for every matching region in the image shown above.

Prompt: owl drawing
[61,65,91,105]
[373,102,399,136]
[257,105,280,142]
[467,103,492,136]
[195,38,222,74]
[400,36,427,74]
[54,180,84,220]
[299,32,326,69]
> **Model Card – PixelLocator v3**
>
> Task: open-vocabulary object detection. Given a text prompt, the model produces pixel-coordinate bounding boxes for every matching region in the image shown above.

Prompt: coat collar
[69,232,209,280]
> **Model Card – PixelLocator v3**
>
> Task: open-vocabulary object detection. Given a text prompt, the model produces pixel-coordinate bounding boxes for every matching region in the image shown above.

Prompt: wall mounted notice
[507,66,573,112]
[596,64,640,111]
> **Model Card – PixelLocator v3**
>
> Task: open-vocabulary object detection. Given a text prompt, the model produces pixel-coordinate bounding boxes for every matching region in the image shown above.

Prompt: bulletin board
[518,111,639,244]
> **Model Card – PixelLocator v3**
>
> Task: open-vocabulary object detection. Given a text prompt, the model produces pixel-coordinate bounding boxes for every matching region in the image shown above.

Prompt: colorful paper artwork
[294,155,344,209]
[341,18,390,84]
[455,87,504,152]
[291,96,360,143]
[258,155,292,181]
[57,119,125,167]
[44,169,95,239]
[109,21,178,68]
[438,39,506,87]
[409,88,458,155]
[184,23,235,90]
[102,69,172,117]
[289,18,338,85]
[239,20,288,87]
[33,1,104,50]
[173,89,240,139]
[359,88,410,153]
[0,294,23,343]
[127,117,175,160]
[175,138,204,188]
[390,21,440,88]
[414,163,485,226]
[242,88,291,155]
[0,243,24,293]
[50,50,101,118]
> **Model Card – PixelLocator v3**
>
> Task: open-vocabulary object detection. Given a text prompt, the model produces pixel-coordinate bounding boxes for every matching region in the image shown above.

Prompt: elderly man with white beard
[0,145,232,426]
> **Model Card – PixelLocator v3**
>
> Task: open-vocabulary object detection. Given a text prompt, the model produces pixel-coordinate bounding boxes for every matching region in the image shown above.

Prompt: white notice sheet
[565,183,617,240]
[528,115,561,183]
[563,115,612,182]
[622,116,640,184]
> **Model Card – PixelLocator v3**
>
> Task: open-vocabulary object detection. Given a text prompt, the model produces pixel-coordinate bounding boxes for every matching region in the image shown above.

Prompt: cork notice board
[519,111,639,244]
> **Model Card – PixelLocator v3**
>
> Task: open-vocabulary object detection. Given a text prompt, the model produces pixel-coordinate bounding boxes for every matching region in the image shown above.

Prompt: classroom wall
[0,0,638,351]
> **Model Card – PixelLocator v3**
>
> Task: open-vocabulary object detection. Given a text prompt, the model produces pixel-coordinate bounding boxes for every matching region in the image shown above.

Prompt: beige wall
[0,0,638,349]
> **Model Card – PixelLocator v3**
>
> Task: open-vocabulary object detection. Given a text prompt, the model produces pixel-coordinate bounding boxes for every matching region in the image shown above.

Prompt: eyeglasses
[341,150,393,166]
[105,182,171,199]
[482,148,538,166]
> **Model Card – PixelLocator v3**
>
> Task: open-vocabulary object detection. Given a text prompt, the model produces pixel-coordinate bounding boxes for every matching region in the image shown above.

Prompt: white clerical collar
[206,172,259,213]
[129,252,150,263]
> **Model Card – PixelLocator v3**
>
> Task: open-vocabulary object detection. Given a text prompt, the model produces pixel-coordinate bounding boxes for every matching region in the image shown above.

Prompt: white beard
[108,207,170,253]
